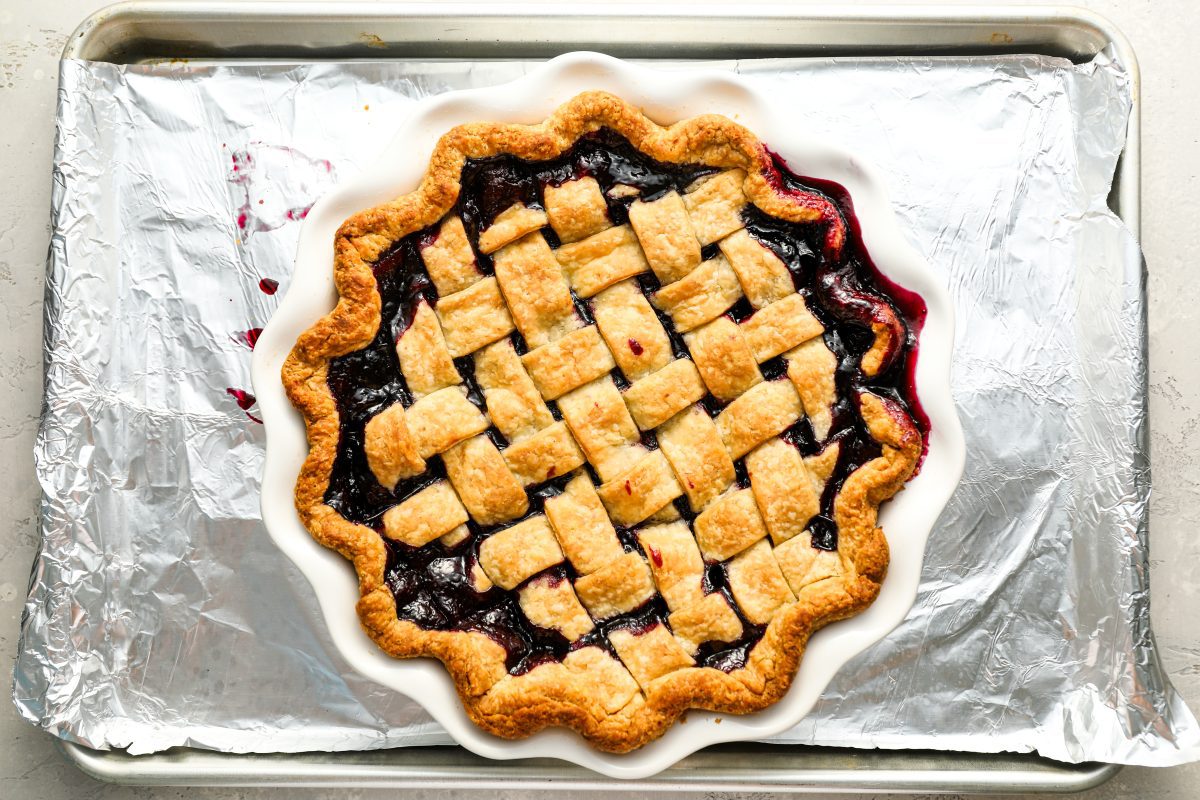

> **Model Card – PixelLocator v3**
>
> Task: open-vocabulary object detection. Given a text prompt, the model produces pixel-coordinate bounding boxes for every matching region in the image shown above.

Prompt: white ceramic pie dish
[252,52,964,779]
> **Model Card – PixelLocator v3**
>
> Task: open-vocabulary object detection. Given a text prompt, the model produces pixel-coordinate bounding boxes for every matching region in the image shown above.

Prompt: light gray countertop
[2,1,1196,797]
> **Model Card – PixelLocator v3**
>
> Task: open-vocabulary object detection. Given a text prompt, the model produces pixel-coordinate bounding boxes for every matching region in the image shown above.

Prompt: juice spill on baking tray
[228,143,334,237]
[235,328,264,349]
[322,129,926,673]
[225,388,262,424]
[223,142,341,424]
[223,283,278,422]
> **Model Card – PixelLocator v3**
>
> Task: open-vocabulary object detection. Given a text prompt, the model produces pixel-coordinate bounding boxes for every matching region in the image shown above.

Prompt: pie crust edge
[281,91,922,752]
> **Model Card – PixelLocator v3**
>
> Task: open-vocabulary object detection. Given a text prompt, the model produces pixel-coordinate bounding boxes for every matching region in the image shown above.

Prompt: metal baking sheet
[44,1,1144,792]
[58,740,1119,793]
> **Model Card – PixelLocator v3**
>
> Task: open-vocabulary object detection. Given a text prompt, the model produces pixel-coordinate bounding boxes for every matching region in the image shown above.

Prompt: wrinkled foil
[15,53,1200,767]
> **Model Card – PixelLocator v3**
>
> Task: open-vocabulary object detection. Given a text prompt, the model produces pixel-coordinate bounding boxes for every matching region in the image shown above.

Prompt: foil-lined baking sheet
[16,53,1200,766]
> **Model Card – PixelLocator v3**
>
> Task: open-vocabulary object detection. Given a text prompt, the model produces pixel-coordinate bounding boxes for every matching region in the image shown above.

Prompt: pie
[283,91,927,752]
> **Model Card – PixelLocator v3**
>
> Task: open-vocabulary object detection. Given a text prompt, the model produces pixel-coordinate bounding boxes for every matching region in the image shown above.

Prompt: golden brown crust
[283,91,920,753]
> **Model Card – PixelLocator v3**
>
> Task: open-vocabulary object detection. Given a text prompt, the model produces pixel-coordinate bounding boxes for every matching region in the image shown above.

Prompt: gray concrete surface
[1,0,1196,797]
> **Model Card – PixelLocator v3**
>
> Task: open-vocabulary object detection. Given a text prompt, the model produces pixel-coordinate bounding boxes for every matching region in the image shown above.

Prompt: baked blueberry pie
[284,92,927,751]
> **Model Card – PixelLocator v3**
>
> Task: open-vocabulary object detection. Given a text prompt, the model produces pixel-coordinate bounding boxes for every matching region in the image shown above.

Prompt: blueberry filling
[323,129,926,675]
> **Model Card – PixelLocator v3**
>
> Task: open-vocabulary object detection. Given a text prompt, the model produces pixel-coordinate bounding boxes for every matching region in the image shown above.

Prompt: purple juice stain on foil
[228,142,334,237]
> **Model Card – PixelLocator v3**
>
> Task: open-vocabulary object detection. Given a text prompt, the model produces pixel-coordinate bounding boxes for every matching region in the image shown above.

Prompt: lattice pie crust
[283,92,923,752]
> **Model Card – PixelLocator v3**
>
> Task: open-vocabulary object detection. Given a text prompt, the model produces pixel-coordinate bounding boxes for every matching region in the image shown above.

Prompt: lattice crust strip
[285,92,923,754]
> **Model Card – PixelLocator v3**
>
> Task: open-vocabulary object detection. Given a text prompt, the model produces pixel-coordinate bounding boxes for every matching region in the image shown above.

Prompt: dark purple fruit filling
[760,153,930,451]
[323,129,926,675]
[461,594,571,676]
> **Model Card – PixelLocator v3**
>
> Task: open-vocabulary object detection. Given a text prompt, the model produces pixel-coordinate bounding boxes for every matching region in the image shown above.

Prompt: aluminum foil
[16,52,1200,767]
